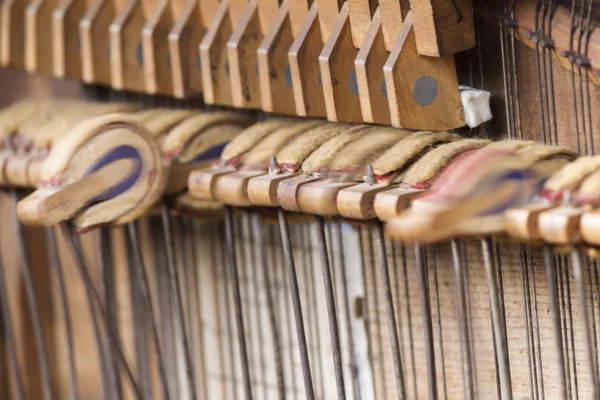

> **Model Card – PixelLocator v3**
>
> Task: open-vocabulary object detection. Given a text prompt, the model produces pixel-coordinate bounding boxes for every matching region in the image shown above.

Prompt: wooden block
[227,0,262,108]
[277,175,319,212]
[247,171,300,207]
[257,0,297,115]
[4,155,31,187]
[142,0,174,95]
[28,157,43,186]
[80,0,115,85]
[354,7,390,124]
[52,0,86,79]
[164,161,212,195]
[337,182,392,220]
[296,180,354,215]
[200,0,237,105]
[1,0,30,67]
[0,151,11,185]
[25,0,59,75]
[504,203,556,241]
[538,206,585,245]
[315,0,342,43]
[288,1,327,117]
[383,11,464,130]
[581,211,600,246]
[318,2,362,122]
[168,0,213,98]
[378,0,408,51]
[257,0,280,34]
[288,0,309,37]
[373,186,421,221]
[408,0,475,57]
[109,0,146,92]
[188,166,236,201]
[347,0,375,48]
[213,170,266,207]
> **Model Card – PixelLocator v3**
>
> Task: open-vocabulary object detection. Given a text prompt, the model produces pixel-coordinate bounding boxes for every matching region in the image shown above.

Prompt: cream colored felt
[220,118,294,162]
[542,154,600,193]
[247,123,351,207]
[23,114,166,230]
[164,124,245,194]
[371,131,460,183]
[161,112,253,161]
[212,120,324,206]
[401,138,490,186]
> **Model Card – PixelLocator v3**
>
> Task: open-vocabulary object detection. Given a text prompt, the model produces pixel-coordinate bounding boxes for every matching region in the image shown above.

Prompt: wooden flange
[188,165,237,201]
[247,171,301,207]
[25,0,59,75]
[80,0,115,85]
[52,0,86,79]
[168,0,218,98]
[337,181,393,220]
[200,0,247,105]
[109,0,146,92]
[373,186,422,221]
[257,0,297,115]
[288,1,327,117]
[538,206,586,245]
[1,0,28,67]
[581,211,600,247]
[383,11,465,130]
[504,202,558,241]
[213,169,267,206]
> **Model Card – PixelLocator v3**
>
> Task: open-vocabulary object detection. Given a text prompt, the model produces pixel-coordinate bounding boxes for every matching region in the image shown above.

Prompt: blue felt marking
[85,145,143,203]
[381,77,387,100]
[136,42,143,66]
[285,64,293,87]
[189,141,229,162]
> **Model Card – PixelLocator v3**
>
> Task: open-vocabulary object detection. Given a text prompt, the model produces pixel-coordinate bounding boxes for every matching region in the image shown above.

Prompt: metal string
[46,227,79,400]
[222,206,252,400]
[277,210,315,400]
[58,223,144,400]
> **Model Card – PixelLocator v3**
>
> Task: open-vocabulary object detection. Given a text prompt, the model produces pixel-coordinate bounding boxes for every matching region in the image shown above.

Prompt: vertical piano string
[332,222,362,400]
[366,227,386,399]
[47,227,79,400]
[98,227,122,400]
[251,214,286,400]
[518,245,539,400]
[127,221,170,399]
[277,209,315,400]
[58,223,144,399]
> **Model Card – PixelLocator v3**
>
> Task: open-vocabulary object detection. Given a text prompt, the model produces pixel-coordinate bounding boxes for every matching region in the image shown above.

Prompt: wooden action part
[25,0,60,75]
[288,1,327,117]
[408,0,475,57]
[318,1,363,122]
[504,203,557,241]
[1,0,30,67]
[257,0,297,115]
[383,11,464,130]
[109,0,147,91]
[200,0,248,106]
[80,0,115,85]
[168,0,218,97]
[227,0,265,108]
[142,0,177,95]
[52,0,87,79]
